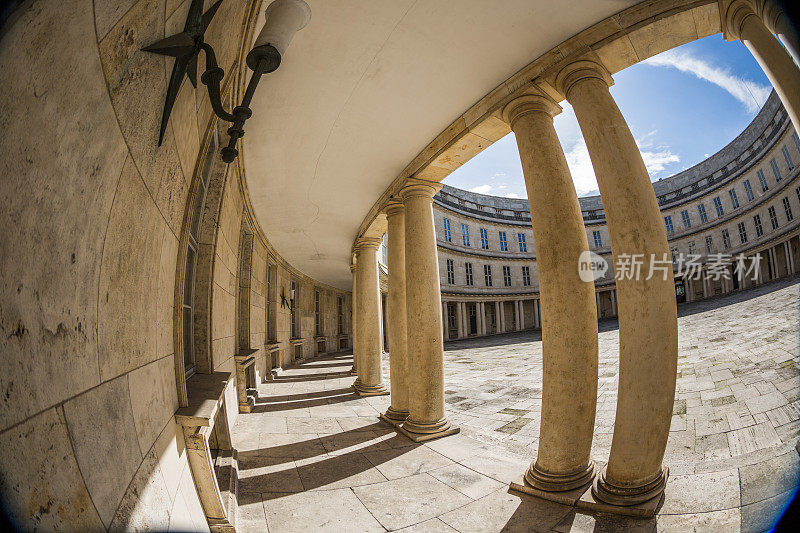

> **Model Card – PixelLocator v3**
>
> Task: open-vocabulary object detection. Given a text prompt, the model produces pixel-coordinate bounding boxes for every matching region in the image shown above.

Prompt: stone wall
[0,0,351,530]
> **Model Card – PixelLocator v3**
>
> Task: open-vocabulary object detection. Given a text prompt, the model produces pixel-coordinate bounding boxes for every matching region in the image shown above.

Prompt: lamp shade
[253,0,310,56]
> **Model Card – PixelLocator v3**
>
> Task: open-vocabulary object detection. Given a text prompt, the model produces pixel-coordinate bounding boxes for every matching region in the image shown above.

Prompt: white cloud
[643,49,770,112]
[468,184,493,194]
[505,193,520,199]
[640,149,680,174]
[564,139,599,196]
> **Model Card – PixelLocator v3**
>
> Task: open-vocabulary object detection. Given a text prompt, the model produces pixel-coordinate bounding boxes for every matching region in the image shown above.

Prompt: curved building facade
[435,91,800,339]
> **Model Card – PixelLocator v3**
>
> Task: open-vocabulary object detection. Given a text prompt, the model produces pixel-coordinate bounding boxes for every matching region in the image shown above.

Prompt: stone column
[442,302,450,340]
[353,238,389,396]
[476,302,484,335]
[533,299,540,328]
[557,60,677,504]
[500,302,506,332]
[481,302,487,335]
[756,0,800,66]
[722,0,800,132]
[350,264,358,375]
[503,92,598,492]
[610,289,618,316]
[519,300,526,330]
[785,241,794,274]
[383,201,410,422]
[456,302,465,339]
[463,303,470,336]
[400,178,458,441]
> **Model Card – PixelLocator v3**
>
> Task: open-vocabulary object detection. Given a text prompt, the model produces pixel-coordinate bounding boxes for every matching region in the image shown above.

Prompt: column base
[525,460,595,492]
[398,416,460,442]
[592,465,669,507]
[380,407,409,426]
[349,366,358,376]
[353,382,389,396]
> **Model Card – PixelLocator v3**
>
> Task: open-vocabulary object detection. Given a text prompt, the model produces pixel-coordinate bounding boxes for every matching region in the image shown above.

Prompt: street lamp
[143,0,311,163]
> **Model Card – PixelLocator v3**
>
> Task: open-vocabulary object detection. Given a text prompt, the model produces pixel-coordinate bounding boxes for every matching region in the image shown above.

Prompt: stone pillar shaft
[400,179,457,441]
[350,265,358,375]
[560,61,677,505]
[504,93,598,492]
[383,202,410,422]
[353,239,388,396]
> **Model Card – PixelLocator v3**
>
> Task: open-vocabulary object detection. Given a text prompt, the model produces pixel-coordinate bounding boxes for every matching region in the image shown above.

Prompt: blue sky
[443,34,773,198]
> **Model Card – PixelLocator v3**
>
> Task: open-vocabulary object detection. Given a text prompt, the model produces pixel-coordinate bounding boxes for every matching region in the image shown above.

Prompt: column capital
[399,177,443,200]
[384,198,405,218]
[354,236,383,251]
[554,59,614,98]
[720,0,759,40]
[502,92,562,127]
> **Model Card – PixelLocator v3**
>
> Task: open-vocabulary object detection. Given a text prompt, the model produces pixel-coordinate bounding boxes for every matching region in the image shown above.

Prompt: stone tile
[739,451,800,505]
[553,511,656,532]
[62,376,143,527]
[296,452,387,490]
[662,469,740,514]
[263,489,384,532]
[428,462,506,500]
[236,492,267,533]
[740,489,795,533]
[394,518,459,532]
[286,416,342,434]
[128,355,179,455]
[109,447,171,531]
[727,422,782,456]
[439,488,572,533]
[363,445,454,480]
[352,473,472,530]
[459,451,531,484]
[656,508,741,532]
[237,456,304,493]
[258,432,327,459]
[745,391,788,415]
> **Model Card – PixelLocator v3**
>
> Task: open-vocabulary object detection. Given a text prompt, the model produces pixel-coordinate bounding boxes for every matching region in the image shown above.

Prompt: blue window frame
[461,224,470,246]
[758,169,768,192]
[713,196,724,217]
[681,210,691,229]
[729,189,739,209]
[770,158,781,181]
[499,231,508,251]
[783,145,794,170]
[592,230,602,248]
[480,228,489,249]
[744,179,754,201]
[517,233,527,252]
[737,222,747,244]
[664,215,674,234]
[443,218,451,242]
[698,203,708,223]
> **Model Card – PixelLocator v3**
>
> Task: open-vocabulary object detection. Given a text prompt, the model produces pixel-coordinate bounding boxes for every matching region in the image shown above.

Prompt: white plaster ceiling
[243,0,637,290]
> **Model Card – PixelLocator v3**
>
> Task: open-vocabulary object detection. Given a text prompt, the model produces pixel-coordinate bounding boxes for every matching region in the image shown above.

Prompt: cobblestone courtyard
[233,277,800,532]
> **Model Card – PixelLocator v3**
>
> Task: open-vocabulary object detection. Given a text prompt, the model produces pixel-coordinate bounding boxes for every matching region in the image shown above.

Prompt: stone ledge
[176,372,232,427]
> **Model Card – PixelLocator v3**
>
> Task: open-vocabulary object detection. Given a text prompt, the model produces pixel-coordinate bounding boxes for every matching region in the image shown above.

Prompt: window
[744,179,755,201]
[784,197,794,222]
[446,259,455,284]
[480,228,489,249]
[783,145,794,170]
[315,289,322,336]
[670,246,678,263]
[688,241,696,255]
[499,231,508,251]
[337,296,344,334]
[517,233,527,252]
[443,218,451,242]
[592,230,603,248]
[729,189,739,209]
[754,214,763,237]
[705,235,714,254]
[770,158,781,181]
[794,132,800,154]
[465,262,473,286]
[484,264,492,287]
[722,229,731,249]
[698,203,708,223]
[664,215,674,234]
[797,186,800,206]
[461,224,470,246]
[681,210,691,229]
[503,265,512,287]
[291,280,299,338]
[769,205,779,229]
[737,222,748,244]
[267,263,274,342]
[713,196,724,217]
[758,169,769,192]
[522,266,531,286]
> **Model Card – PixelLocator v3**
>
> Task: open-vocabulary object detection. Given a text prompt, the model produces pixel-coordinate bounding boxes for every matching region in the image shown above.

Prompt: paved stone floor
[233,277,800,532]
